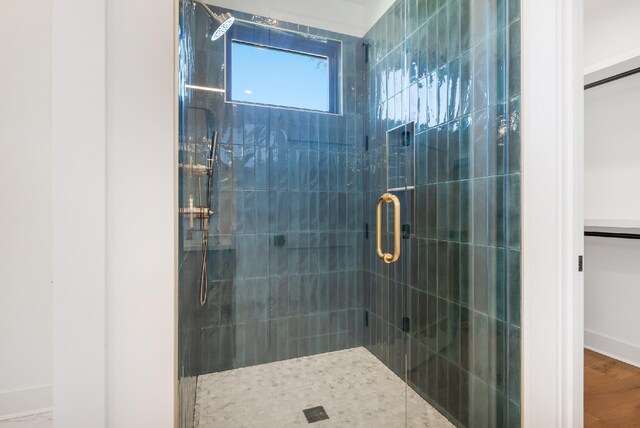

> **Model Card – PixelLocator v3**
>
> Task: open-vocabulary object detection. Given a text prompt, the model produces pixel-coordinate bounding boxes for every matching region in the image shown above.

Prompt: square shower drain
[303,406,329,423]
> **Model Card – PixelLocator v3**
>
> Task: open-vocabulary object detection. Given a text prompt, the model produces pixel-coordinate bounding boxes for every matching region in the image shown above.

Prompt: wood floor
[585,349,640,427]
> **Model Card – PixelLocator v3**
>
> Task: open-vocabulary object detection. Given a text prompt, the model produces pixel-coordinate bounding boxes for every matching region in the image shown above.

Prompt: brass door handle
[376,193,401,264]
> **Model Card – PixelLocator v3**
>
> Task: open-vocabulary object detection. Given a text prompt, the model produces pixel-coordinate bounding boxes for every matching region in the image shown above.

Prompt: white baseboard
[0,384,52,421]
[585,329,640,368]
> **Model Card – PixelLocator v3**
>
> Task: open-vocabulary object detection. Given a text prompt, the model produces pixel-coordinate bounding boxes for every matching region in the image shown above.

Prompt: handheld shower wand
[198,132,218,307]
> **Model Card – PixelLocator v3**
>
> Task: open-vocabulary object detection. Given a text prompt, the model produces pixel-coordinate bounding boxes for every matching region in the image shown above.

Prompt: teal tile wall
[363,0,521,427]
[178,4,366,379]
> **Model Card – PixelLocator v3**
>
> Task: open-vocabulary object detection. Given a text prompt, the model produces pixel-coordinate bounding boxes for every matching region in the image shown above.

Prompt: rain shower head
[190,0,235,41]
[210,12,234,41]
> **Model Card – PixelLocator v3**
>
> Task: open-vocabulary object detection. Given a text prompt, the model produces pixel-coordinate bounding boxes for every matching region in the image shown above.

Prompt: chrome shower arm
[188,0,217,22]
[186,0,235,40]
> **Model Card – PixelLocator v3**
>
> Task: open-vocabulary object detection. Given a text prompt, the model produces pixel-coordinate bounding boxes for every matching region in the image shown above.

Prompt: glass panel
[230,42,330,112]
[363,0,521,427]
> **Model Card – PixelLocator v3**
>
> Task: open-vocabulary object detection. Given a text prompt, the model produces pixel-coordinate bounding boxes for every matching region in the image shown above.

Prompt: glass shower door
[365,0,521,426]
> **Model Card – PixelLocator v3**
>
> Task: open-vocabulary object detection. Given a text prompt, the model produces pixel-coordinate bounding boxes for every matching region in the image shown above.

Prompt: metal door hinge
[402,317,410,333]
[363,42,370,63]
[578,255,584,272]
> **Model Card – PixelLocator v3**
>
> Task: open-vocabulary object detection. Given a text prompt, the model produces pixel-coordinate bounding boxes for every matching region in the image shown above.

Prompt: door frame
[521,0,584,426]
[50,0,586,426]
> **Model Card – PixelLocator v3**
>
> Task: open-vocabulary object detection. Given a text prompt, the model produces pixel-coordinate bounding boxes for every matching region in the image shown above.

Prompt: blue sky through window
[231,42,330,112]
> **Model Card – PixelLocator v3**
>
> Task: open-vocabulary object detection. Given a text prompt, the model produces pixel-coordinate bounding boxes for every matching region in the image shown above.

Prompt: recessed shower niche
[178,0,522,427]
[385,121,415,238]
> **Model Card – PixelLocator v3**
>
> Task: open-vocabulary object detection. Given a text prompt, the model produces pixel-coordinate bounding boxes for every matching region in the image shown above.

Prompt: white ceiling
[211,0,394,37]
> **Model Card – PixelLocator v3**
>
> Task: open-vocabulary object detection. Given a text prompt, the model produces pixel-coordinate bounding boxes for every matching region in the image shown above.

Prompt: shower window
[225,22,342,113]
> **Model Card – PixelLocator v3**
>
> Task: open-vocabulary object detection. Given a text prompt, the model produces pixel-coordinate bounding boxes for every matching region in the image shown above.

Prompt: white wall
[105,0,176,425]
[51,0,176,425]
[584,0,640,73]
[584,73,640,224]
[0,0,53,419]
[211,0,394,37]
[585,237,640,366]
[51,0,106,426]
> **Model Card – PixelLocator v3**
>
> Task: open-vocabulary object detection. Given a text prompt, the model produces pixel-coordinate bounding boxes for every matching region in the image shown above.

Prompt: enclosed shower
[178,0,521,426]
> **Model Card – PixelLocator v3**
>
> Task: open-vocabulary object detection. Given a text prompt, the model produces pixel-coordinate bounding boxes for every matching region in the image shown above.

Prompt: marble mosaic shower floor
[194,347,453,427]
